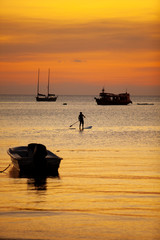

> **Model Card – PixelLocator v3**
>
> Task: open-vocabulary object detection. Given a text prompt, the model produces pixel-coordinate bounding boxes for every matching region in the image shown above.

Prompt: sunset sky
[0,0,159,95]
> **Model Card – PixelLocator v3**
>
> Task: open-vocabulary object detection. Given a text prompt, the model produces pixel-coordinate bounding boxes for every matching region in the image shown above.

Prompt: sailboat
[36,69,58,102]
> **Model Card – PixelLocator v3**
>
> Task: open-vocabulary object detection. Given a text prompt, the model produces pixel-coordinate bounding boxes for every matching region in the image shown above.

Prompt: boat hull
[95,98,132,105]
[36,96,57,102]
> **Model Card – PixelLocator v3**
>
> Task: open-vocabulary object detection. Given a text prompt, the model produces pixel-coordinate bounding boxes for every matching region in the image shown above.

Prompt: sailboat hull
[36,96,57,102]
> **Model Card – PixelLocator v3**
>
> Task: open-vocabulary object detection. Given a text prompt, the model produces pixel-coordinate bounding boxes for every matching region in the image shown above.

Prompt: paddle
[69,120,79,127]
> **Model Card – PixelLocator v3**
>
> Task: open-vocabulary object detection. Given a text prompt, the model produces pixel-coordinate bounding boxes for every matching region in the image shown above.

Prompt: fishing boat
[7,143,62,177]
[94,88,132,105]
[36,69,58,102]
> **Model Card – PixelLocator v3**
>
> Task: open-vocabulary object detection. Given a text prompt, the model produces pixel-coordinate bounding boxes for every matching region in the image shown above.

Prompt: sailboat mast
[37,68,40,96]
[48,68,50,96]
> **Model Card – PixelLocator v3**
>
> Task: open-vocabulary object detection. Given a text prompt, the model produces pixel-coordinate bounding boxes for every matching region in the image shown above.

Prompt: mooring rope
[0,164,11,173]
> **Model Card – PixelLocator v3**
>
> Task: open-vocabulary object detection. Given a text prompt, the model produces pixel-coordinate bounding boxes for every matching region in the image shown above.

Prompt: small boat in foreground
[7,143,62,177]
[94,88,132,105]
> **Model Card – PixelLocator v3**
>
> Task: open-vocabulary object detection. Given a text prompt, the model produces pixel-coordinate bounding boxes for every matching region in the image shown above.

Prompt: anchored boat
[7,143,62,177]
[36,69,58,102]
[95,88,132,105]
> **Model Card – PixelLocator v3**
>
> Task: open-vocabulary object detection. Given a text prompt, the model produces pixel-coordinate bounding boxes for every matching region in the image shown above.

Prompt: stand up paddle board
[69,126,92,130]
[84,126,92,129]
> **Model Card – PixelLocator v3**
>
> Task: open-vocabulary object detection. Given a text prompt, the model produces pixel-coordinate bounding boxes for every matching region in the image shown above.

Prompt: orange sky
[0,0,159,95]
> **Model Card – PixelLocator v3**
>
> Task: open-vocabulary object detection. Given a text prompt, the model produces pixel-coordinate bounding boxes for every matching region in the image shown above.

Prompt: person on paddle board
[78,112,86,130]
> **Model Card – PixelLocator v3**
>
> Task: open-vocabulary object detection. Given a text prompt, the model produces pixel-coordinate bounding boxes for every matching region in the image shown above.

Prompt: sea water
[0,95,160,240]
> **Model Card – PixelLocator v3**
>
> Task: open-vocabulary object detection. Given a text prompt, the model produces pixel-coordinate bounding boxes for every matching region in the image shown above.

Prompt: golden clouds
[0,0,159,94]
[0,18,159,60]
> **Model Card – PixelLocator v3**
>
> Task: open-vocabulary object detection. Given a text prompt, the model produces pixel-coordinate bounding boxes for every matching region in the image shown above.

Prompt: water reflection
[27,174,60,191]
[9,165,60,191]
[27,177,47,190]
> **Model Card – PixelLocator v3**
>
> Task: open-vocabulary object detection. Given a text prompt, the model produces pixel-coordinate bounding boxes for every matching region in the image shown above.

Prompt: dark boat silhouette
[95,88,132,105]
[36,69,58,102]
[7,143,62,177]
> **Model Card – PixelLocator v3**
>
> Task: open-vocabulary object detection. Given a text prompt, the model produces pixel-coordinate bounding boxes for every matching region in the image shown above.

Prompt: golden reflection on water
[0,147,160,240]
[0,94,160,239]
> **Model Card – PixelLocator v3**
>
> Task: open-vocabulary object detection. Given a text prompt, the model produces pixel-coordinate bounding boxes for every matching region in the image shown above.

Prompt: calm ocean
[0,95,160,240]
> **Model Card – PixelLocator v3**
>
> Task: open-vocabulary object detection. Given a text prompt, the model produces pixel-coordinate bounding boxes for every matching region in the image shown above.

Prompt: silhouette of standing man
[78,112,85,130]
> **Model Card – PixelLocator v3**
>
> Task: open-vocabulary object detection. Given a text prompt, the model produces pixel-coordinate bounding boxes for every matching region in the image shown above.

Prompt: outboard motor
[28,143,36,157]
[28,143,47,176]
